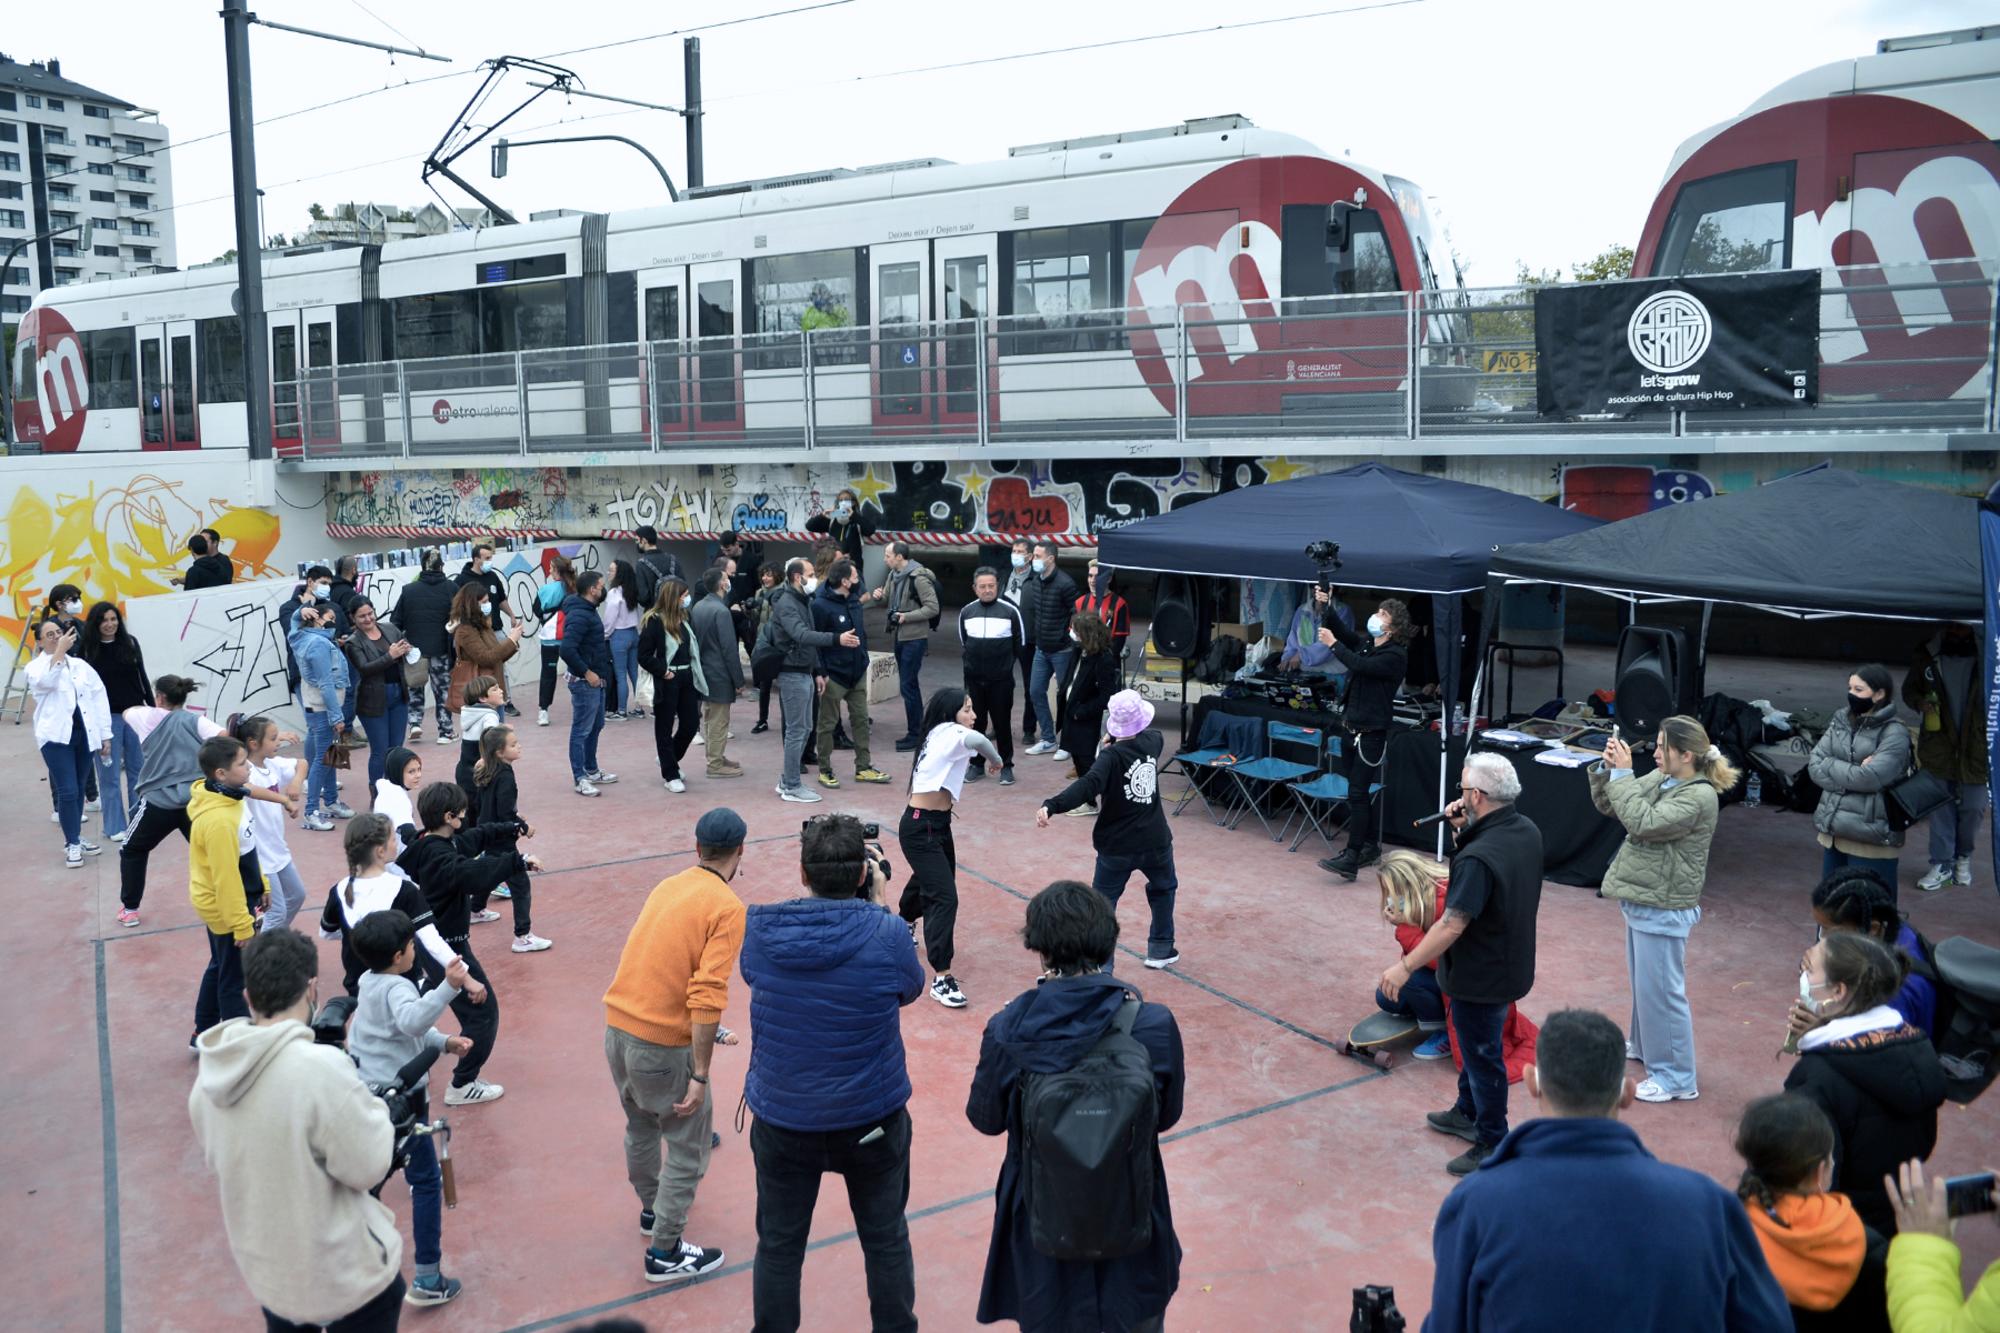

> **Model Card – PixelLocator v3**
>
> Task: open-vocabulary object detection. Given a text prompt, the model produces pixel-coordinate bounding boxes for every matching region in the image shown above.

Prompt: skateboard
[1342,1012,1423,1070]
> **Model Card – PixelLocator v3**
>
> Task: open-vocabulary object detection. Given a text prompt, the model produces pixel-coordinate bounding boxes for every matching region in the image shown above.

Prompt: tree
[1571,244,1634,283]
[307,203,327,222]
[1681,219,1773,275]
[209,248,237,265]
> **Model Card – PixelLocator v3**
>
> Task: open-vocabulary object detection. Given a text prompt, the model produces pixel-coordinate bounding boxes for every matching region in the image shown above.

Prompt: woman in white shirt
[26,618,113,869]
[602,558,644,720]
[898,686,1001,1010]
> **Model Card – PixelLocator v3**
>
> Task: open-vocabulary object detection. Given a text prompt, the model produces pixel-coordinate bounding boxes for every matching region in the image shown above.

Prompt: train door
[303,305,338,449]
[639,268,687,441]
[871,241,929,426]
[139,320,198,449]
[138,324,167,448]
[270,315,302,451]
[935,237,996,427]
[689,260,742,435]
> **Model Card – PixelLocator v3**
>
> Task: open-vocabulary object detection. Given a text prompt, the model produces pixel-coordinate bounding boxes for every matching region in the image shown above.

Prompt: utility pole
[683,37,704,190]
[220,0,271,461]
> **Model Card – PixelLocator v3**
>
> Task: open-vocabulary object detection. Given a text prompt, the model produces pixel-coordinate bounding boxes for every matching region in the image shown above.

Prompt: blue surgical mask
[681,594,693,608]
[477,600,491,616]
[312,583,329,599]
[1367,614,1387,637]
[1032,558,1047,575]
[1010,553,1027,569]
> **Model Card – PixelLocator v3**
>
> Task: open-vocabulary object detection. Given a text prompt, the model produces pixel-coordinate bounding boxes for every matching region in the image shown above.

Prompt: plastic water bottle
[1452,703,1466,736]
[1745,773,1762,807]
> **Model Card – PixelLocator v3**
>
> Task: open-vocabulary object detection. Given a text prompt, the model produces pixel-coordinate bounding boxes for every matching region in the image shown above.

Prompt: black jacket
[182,552,235,590]
[770,584,837,674]
[1784,1024,1947,1237]
[396,825,527,942]
[455,563,508,631]
[1026,566,1080,655]
[1058,648,1118,762]
[343,628,410,718]
[392,569,457,659]
[958,596,1025,681]
[811,585,869,686]
[473,764,527,851]
[1323,612,1406,733]
[636,614,693,681]
[633,549,684,612]
[1045,730,1171,855]
[328,575,361,612]
[1439,804,1543,1005]
[806,511,874,567]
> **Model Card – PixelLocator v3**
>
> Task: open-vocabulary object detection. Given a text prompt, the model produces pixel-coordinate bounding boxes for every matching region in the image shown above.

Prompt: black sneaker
[1143,947,1181,970]
[645,1237,725,1284]
[1426,1108,1480,1143]
[1447,1142,1494,1177]
[998,766,1016,786]
[894,734,921,752]
[963,762,987,782]
[751,720,770,734]
[833,728,855,751]
[503,702,523,718]
[930,974,967,1008]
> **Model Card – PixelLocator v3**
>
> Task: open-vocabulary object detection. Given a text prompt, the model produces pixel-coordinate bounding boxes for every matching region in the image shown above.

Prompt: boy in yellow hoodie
[1735,1092,1888,1330]
[191,736,259,1049]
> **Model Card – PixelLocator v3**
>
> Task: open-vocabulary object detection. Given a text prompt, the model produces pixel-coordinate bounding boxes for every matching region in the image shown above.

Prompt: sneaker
[909,919,921,947]
[1633,1078,1698,1103]
[1625,1042,1643,1063]
[65,844,83,869]
[512,933,553,953]
[407,725,423,741]
[444,1079,505,1106]
[85,797,102,813]
[692,730,704,745]
[434,731,456,746]
[894,734,922,752]
[854,767,891,784]
[301,811,336,832]
[490,884,513,899]
[537,709,550,727]
[644,1237,725,1284]
[404,1274,462,1307]
[1426,1107,1480,1143]
[963,764,987,783]
[347,730,368,747]
[1958,857,1975,886]
[469,909,501,924]
[77,838,102,856]
[1917,863,1954,893]
[590,770,619,785]
[751,720,770,734]
[998,766,1016,786]
[504,703,522,718]
[1143,948,1180,970]
[327,802,356,820]
[50,810,58,823]
[110,829,128,843]
[707,761,745,778]
[1024,740,1055,756]
[574,778,601,798]
[1063,803,1096,818]
[606,710,627,723]
[666,778,687,793]
[1413,1031,1452,1060]
[1051,748,1071,763]
[777,783,823,804]
[818,770,842,789]
[931,974,968,1008]
[116,907,141,928]
[1446,1142,1494,1177]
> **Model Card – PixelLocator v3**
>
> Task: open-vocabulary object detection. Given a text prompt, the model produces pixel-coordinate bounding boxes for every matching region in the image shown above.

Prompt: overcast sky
[7,0,1980,282]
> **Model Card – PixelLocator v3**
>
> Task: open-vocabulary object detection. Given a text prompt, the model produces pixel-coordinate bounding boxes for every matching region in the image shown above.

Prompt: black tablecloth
[1191,695,1625,887]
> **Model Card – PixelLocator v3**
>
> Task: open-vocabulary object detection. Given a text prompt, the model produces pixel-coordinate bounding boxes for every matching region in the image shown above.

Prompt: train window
[335,303,366,366]
[481,278,572,354]
[196,318,246,403]
[1281,204,1401,309]
[1003,221,1153,355]
[391,291,479,362]
[605,270,637,346]
[747,248,865,369]
[139,339,163,444]
[1655,162,1792,276]
[85,328,136,409]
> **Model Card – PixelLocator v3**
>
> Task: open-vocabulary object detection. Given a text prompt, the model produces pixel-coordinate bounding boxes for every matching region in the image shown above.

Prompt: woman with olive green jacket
[1589,714,1738,1106]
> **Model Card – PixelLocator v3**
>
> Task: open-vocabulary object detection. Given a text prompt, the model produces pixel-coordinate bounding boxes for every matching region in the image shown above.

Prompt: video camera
[1351,1284,1405,1333]
[1304,540,1343,593]
[801,815,895,886]
[310,993,459,1203]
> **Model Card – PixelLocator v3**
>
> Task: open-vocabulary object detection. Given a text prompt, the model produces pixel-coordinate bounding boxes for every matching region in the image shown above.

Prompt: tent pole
[1696,600,1713,700]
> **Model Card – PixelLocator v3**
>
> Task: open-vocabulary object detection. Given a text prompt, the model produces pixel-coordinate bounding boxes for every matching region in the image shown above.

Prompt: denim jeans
[1821,846,1899,903]
[1090,846,1178,962]
[303,709,340,813]
[1930,779,1990,866]
[568,679,606,780]
[358,685,409,789]
[610,625,640,713]
[1029,645,1075,744]
[893,639,927,737]
[1017,644,1039,742]
[778,672,815,789]
[1448,997,1510,1148]
[195,928,248,1038]
[405,1089,443,1269]
[41,711,90,846]
[98,714,145,839]
[1376,968,1446,1026]
[750,1107,917,1333]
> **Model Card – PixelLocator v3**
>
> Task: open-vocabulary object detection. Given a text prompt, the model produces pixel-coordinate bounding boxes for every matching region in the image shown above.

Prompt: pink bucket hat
[1105,689,1155,739]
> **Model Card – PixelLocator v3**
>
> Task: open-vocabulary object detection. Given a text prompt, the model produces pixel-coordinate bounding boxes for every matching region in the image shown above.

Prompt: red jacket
[1076,592,1130,643]
[1396,879,1540,1083]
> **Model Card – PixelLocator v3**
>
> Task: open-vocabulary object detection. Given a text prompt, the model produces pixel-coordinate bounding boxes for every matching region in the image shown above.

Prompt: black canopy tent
[1098,462,1602,843]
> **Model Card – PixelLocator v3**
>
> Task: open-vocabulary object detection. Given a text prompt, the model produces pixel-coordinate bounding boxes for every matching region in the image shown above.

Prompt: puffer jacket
[1808,702,1914,849]
[740,896,924,1132]
[1887,1233,2000,1332]
[1903,633,1987,784]
[1588,768,1718,910]
[1784,1020,1946,1237]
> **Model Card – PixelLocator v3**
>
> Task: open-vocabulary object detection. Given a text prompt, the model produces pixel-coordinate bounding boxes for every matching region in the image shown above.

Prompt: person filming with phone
[1885,1158,2000,1329]
[738,813,925,1332]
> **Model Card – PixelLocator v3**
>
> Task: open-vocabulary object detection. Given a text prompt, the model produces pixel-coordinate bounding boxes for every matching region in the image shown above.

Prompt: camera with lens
[1304,540,1344,593]
[802,815,895,886]
[802,817,879,839]
[310,993,453,1194]
[1351,1284,1405,1333]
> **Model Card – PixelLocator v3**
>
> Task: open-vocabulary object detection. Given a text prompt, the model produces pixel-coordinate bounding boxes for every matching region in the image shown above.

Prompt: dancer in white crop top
[898,688,1000,1009]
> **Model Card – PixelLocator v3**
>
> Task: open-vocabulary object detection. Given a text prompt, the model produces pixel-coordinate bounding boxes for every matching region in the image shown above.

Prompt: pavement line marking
[95,939,124,1333]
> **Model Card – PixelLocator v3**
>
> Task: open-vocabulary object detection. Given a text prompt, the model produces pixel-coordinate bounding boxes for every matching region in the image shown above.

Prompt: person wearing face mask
[40,585,103,819]
[806,488,875,569]
[603,806,748,1286]
[27,615,113,869]
[812,558,892,789]
[1022,541,1081,760]
[392,548,459,745]
[638,578,708,793]
[1004,538,1043,746]
[560,571,619,797]
[447,581,523,764]
[1314,591,1414,880]
[1809,664,1912,899]
[289,602,354,830]
[1903,624,1987,894]
[180,532,236,590]
[632,525,686,613]
[690,567,747,779]
[1783,932,1946,1237]
[868,542,942,751]
[770,558,857,804]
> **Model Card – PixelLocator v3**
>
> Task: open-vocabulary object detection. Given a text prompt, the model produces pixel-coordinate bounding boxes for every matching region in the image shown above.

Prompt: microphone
[1411,809,1454,829]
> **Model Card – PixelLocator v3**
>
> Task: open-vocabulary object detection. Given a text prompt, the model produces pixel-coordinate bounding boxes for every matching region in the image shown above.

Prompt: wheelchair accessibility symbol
[899,346,917,366]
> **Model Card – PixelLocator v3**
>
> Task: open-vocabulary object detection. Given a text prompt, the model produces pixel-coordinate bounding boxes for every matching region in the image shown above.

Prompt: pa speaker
[1614,625,1691,737]
[1151,573,1198,658]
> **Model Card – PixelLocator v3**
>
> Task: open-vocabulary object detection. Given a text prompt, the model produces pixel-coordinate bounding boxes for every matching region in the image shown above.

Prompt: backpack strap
[1111,995,1141,1035]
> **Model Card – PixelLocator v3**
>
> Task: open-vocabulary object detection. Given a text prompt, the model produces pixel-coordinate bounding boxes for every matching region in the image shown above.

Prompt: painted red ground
[6,642,1998,1331]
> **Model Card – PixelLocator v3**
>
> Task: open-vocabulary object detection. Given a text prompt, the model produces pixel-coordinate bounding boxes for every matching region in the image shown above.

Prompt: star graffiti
[848,466,894,510]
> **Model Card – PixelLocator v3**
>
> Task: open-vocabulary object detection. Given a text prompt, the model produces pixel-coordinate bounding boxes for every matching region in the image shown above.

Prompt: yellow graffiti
[0,473,281,650]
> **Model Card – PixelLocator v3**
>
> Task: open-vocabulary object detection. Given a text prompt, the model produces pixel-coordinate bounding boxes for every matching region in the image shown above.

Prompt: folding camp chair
[1166,710,1253,824]
[1286,732,1380,852]
[1222,720,1320,842]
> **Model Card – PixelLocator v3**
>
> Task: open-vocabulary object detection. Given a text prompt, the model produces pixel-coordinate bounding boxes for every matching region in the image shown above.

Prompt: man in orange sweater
[604,806,749,1285]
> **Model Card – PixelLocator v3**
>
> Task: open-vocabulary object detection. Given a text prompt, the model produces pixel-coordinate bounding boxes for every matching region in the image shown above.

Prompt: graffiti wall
[117,542,606,726]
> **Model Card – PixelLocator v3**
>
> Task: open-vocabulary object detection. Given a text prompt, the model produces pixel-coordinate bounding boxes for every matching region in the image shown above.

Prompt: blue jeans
[1376,967,1445,1026]
[405,1091,443,1269]
[1929,779,1989,866]
[778,672,815,789]
[358,685,410,789]
[42,710,91,846]
[1090,846,1178,962]
[568,678,606,780]
[1448,997,1510,1148]
[1029,645,1075,744]
[303,709,340,813]
[98,714,144,839]
[610,626,640,712]
[894,638,928,737]
[1821,846,1899,902]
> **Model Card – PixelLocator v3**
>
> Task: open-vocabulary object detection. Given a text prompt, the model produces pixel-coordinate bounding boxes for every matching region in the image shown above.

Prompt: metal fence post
[1986,274,2000,434]
[395,362,412,459]
[975,317,990,447]
[801,331,816,452]
[1407,293,1421,440]
[647,341,662,453]
[514,352,529,455]
[1173,307,1188,444]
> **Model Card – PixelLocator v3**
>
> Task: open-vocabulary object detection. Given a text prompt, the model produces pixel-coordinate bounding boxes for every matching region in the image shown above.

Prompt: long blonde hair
[1660,715,1741,794]
[645,577,690,638]
[1377,850,1443,930]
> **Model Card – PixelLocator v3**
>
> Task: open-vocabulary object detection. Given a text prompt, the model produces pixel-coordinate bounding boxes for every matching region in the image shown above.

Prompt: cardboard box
[866,651,899,705]
[1213,620,1263,644]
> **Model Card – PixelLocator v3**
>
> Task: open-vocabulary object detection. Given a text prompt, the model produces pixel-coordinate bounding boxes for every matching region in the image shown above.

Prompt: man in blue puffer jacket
[740,813,924,1332]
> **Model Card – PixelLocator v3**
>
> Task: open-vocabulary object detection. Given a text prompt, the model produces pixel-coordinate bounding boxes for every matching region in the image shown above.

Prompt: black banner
[1535,271,1818,417]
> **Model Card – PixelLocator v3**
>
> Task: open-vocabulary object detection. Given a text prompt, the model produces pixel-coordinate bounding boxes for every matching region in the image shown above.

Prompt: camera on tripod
[1304,540,1343,593]
[1351,1284,1405,1333]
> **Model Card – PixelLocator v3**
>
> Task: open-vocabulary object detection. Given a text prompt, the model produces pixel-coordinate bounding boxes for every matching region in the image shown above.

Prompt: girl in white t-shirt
[234,716,309,931]
[898,687,1000,1010]
[373,745,423,861]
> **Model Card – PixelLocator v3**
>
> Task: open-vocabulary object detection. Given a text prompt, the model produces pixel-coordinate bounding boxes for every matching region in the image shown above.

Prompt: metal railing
[272,262,1999,461]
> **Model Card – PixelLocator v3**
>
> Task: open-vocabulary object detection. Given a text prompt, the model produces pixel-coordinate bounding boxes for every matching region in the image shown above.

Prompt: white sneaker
[511,933,553,953]
[537,708,550,727]
[1917,863,1954,893]
[777,783,822,804]
[574,778,601,798]
[301,811,336,832]
[1625,1042,1642,1063]
[50,810,58,823]
[64,843,83,869]
[327,802,356,819]
[444,1079,504,1106]
[666,778,686,793]
[469,909,501,924]
[589,770,619,785]
[692,732,704,746]
[434,732,455,746]
[407,726,423,742]
[930,974,968,1008]
[77,838,102,856]
[1051,749,1071,763]
[1024,740,1055,756]
[1633,1078,1698,1103]
[84,797,102,812]
[110,829,128,843]
[1957,856,1975,886]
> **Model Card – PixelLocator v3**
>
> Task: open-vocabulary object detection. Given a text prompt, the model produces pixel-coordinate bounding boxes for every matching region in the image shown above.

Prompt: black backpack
[1020,997,1157,1260]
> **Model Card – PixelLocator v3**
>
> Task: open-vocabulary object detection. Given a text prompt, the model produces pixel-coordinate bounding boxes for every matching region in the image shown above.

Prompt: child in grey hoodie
[348,909,470,1307]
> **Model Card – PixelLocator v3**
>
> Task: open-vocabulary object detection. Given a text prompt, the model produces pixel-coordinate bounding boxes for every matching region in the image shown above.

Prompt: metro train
[10,114,1460,454]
